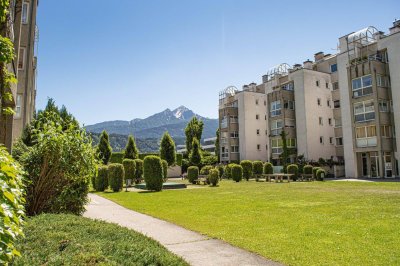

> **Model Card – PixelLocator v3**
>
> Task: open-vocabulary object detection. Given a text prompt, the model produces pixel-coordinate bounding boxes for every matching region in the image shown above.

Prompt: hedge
[200,165,213,175]
[263,162,273,175]
[252,161,263,181]
[109,152,124,164]
[287,164,299,181]
[316,168,326,181]
[139,153,159,160]
[144,156,163,191]
[134,159,143,184]
[240,160,253,181]
[176,153,183,166]
[187,166,199,184]
[208,169,219,186]
[217,165,224,179]
[231,164,243,182]
[95,165,109,191]
[161,159,168,182]
[108,164,124,192]
[122,159,136,182]
[312,167,321,180]
[303,165,313,175]
[224,164,233,179]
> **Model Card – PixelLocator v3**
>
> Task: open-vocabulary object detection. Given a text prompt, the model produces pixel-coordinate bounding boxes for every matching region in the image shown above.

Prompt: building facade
[218,20,400,178]
[0,0,38,151]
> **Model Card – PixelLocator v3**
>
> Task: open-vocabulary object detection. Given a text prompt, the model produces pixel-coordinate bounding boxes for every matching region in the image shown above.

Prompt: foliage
[187,166,199,184]
[208,169,219,186]
[161,159,168,182]
[316,169,326,181]
[14,214,188,265]
[143,156,163,191]
[252,161,263,181]
[185,117,204,155]
[200,165,213,175]
[0,146,25,264]
[95,165,109,192]
[181,159,189,174]
[223,164,233,179]
[124,135,139,160]
[201,154,217,167]
[17,101,97,216]
[0,33,17,116]
[312,167,321,180]
[159,131,176,166]
[303,165,313,175]
[176,153,183,166]
[110,152,124,164]
[139,153,159,160]
[215,128,220,162]
[263,162,273,175]
[134,159,143,184]
[287,164,299,181]
[97,130,112,164]
[231,164,243,182]
[108,164,124,192]
[189,137,202,166]
[240,160,253,181]
[122,159,136,181]
[217,165,224,179]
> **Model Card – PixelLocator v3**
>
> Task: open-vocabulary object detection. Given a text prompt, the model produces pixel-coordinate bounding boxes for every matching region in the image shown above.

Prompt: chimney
[262,75,268,83]
[293,63,302,70]
[389,18,400,35]
[314,51,324,61]
[303,59,313,69]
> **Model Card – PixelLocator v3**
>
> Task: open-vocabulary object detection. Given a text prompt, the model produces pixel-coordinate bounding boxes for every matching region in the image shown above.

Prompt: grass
[100,180,400,266]
[14,214,188,266]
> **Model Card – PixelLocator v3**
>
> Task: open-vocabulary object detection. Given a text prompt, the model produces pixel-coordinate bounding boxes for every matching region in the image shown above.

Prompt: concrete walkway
[84,194,281,266]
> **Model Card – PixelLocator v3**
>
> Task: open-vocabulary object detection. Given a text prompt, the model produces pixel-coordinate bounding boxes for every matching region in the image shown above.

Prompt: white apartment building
[218,19,400,178]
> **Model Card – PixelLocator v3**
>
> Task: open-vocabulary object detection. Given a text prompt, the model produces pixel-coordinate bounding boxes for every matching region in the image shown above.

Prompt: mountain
[85,106,218,151]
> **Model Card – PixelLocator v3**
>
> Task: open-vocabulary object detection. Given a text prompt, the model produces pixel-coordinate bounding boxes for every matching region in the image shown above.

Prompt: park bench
[264,173,293,183]
[301,174,314,182]
[192,175,208,185]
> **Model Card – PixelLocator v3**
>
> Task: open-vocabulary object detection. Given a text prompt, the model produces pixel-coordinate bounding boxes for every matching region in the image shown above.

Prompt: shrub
[240,160,253,181]
[160,132,176,166]
[200,165,213,175]
[181,158,189,174]
[263,162,273,175]
[143,156,163,191]
[139,153,159,160]
[109,152,124,164]
[124,135,139,160]
[287,164,299,181]
[0,147,25,264]
[217,165,224,179]
[201,154,217,167]
[122,159,136,182]
[303,165,313,175]
[316,168,326,181]
[187,166,199,184]
[208,169,219,186]
[312,167,321,180]
[252,161,263,181]
[189,138,202,166]
[161,159,168,182]
[134,159,143,184]
[97,130,112,164]
[231,164,243,182]
[223,164,234,179]
[108,164,124,192]
[95,166,109,191]
[176,153,183,166]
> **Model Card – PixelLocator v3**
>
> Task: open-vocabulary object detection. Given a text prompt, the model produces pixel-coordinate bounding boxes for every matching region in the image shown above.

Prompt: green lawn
[14,214,187,266]
[100,180,400,266]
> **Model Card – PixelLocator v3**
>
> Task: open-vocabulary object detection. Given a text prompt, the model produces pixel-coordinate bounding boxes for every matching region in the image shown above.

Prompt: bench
[192,175,208,185]
[301,174,314,182]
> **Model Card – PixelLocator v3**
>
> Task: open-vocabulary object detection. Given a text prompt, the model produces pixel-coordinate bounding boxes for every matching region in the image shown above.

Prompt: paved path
[84,194,281,266]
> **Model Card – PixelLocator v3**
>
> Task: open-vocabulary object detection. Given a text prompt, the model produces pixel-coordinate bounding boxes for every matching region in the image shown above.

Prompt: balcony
[356,137,377,148]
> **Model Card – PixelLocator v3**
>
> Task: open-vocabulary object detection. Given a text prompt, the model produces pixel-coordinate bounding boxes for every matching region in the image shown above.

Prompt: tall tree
[215,128,220,163]
[98,130,112,164]
[189,137,202,166]
[124,135,139,159]
[160,131,176,166]
[185,117,204,155]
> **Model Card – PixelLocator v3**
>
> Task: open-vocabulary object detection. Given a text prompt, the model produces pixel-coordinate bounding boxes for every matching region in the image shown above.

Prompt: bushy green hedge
[187,166,199,184]
[110,152,124,164]
[217,165,224,179]
[134,159,143,184]
[231,164,243,182]
[200,165,213,175]
[0,147,25,264]
[240,160,253,181]
[162,159,168,182]
[312,167,321,180]
[108,164,124,192]
[303,165,313,175]
[223,164,233,179]
[208,169,219,186]
[263,162,273,174]
[287,164,299,181]
[95,165,109,191]
[316,168,326,181]
[176,153,183,166]
[122,159,136,182]
[252,161,263,181]
[139,153,159,160]
[144,156,163,191]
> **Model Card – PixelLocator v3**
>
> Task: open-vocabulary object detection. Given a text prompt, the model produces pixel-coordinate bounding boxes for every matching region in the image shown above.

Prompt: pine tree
[160,131,176,166]
[124,135,139,159]
[215,128,220,163]
[189,137,202,166]
[185,117,204,155]
[97,130,112,164]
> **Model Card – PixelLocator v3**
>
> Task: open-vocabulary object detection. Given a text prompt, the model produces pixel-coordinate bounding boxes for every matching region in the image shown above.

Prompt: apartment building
[218,19,400,178]
[0,0,38,151]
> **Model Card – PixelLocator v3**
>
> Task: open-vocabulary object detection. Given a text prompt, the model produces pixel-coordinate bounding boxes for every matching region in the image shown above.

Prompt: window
[287,138,296,148]
[377,75,389,87]
[327,100,331,107]
[270,119,283,136]
[264,114,267,120]
[336,137,343,146]
[333,82,339,90]
[230,131,239,138]
[231,145,239,153]
[330,64,338,73]
[316,80,320,87]
[18,47,25,70]
[284,100,295,110]
[334,118,342,127]
[334,100,340,108]
[271,139,283,154]
[264,100,266,106]
[329,137,333,144]
[256,114,259,120]
[352,75,372,98]
[256,129,260,135]
[354,100,375,122]
[221,116,228,128]
[230,115,238,123]
[379,101,390,112]
[285,119,295,128]
[265,130,268,135]
[281,83,294,91]
[21,2,29,24]
[256,99,259,105]
[326,82,329,89]
[270,100,281,117]
[320,136,324,144]
[356,125,377,147]
[317,98,321,106]
[15,94,22,118]
[319,117,323,125]
[257,144,261,150]
[381,125,392,138]
[328,118,332,126]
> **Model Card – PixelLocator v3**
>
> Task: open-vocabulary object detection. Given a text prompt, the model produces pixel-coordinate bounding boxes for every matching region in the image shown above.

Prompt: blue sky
[36,0,399,125]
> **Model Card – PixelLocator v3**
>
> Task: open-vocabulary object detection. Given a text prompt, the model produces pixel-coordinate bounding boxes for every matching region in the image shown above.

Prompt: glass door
[362,153,368,177]
[370,152,379,177]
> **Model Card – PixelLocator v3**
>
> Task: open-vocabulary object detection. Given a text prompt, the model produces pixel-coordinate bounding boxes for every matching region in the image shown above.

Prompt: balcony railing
[356,137,377,147]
